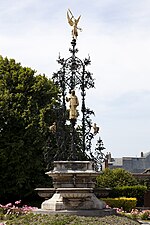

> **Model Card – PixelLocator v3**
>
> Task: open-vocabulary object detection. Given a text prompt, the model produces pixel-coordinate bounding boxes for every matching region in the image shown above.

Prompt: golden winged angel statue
[67,9,82,39]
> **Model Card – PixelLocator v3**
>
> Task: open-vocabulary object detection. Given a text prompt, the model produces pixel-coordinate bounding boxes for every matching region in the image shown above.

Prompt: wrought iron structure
[44,38,105,169]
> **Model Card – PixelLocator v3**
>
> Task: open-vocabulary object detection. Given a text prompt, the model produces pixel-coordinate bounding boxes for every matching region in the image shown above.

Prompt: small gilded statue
[67,9,82,39]
[66,90,79,120]
[49,122,56,133]
[92,123,100,135]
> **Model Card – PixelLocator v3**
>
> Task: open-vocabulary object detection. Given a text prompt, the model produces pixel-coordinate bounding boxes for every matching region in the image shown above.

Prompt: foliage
[102,197,137,212]
[1,201,149,224]
[140,210,150,220]
[1,201,150,224]
[2,200,149,224]
[96,168,138,188]
[0,56,59,201]
[120,208,150,221]
[1,213,140,225]
[110,185,147,206]
[97,168,146,206]
[136,177,150,189]
[0,200,37,221]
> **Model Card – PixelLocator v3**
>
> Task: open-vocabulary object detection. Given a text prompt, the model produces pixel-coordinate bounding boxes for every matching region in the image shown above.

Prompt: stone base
[41,193,65,211]
[41,192,106,211]
[34,208,117,217]
[38,162,108,215]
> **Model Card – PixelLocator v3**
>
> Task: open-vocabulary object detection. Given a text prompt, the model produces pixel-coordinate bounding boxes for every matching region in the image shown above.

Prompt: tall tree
[0,56,59,201]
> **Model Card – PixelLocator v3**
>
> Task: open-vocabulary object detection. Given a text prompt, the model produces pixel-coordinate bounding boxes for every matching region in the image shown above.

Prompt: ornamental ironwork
[44,10,106,170]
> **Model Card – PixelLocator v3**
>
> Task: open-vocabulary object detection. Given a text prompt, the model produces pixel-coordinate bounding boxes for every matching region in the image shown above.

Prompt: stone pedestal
[41,161,106,211]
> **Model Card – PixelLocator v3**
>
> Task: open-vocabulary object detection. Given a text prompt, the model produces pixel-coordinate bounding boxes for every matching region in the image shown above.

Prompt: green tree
[0,56,59,201]
[97,168,138,188]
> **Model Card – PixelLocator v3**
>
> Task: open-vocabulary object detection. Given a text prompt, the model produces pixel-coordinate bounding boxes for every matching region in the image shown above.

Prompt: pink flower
[15,200,21,205]
[22,205,38,212]
[106,204,111,208]
[5,203,12,207]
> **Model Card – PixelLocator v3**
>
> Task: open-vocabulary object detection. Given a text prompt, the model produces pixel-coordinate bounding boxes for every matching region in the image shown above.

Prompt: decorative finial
[67,9,82,39]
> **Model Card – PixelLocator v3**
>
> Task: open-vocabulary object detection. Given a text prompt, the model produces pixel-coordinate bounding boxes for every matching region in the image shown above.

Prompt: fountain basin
[56,188,93,198]
[46,161,100,188]
[40,161,107,211]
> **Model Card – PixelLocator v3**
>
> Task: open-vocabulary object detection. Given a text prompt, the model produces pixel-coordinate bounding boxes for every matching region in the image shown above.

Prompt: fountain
[35,10,116,216]
[41,161,105,211]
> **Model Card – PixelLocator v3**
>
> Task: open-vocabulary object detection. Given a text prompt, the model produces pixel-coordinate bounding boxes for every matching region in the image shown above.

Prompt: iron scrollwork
[45,38,106,170]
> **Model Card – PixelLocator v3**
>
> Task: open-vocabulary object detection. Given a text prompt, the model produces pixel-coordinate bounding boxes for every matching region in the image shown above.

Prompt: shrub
[110,185,147,206]
[102,197,137,212]
[97,168,138,188]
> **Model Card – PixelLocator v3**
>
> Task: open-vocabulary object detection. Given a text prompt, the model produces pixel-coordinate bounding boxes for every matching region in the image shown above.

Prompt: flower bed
[119,208,150,221]
[0,200,37,221]
[0,200,149,224]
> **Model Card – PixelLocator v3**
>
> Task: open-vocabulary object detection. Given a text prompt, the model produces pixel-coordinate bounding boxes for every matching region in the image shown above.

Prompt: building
[104,151,150,173]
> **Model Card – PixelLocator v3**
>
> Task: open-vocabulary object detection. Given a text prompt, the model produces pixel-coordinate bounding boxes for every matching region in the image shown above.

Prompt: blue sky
[0,0,150,157]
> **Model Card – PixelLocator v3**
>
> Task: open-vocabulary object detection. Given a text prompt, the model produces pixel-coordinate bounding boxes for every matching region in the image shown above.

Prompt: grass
[1,213,140,225]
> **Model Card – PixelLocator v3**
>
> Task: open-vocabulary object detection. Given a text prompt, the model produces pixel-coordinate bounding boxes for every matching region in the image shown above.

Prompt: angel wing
[67,10,74,26]
[76,15,81,25]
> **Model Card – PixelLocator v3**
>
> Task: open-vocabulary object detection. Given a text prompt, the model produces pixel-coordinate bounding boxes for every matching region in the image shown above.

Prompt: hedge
[109,185,147,206]
[102,197,137,212]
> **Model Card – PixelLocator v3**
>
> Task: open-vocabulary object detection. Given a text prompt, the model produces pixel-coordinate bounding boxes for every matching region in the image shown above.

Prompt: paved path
[140,223,150,225]
[138,220,150,225]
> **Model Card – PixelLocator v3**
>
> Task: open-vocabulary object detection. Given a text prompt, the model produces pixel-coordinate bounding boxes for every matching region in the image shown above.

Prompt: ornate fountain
[36,10,115,216]
[41,161,105,211]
